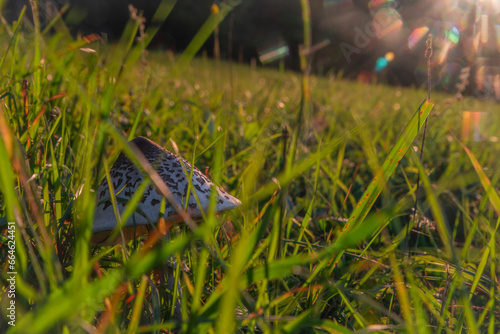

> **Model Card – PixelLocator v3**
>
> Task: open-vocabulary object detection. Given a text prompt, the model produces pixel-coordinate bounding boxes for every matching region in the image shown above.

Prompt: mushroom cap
[92,137,241,240]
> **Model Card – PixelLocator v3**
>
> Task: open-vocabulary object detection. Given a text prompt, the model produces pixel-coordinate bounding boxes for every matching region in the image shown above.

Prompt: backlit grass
[1,3,500,333]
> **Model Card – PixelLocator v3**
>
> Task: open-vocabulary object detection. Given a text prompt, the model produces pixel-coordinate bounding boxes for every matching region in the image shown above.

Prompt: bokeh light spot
[258,45,289,64]
[257,33,290,64]
[373,8,403,40]
[384,51,394,61]
[375,57,389,72]
[408,27,429,50]
[375,51,395,71]
[462,111,487,142]
[446,26,460,44]
[432,22,460,64]
[433,22,460,47]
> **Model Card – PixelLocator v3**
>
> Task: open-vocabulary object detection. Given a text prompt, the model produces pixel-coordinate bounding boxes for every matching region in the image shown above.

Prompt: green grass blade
[13,235,190,333]
[128,275,149,334]
[282,309,312,333]
[412,151,456,260]
[460,140,500,216]
[0,110,18,221]
[177,2,239,69]
[459,140,500,306]
[345,99,434,230]
[0,6,26,69]
[123,0,177,71]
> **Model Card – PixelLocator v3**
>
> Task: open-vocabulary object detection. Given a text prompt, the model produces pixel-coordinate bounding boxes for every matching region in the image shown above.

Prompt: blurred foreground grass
[1,4,500,333]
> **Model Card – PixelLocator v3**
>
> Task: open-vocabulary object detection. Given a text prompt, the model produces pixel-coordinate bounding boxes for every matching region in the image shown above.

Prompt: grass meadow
[1,2,500,333]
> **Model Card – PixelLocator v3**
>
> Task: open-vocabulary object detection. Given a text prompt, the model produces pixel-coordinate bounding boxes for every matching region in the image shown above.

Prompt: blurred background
[2,0,500,101]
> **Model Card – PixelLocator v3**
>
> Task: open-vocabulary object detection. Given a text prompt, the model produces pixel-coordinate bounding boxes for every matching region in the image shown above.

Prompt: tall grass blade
[345,100,434,230]
[460,140,500,216]
[128,275,149,333]
[177,2,239,69]
[123,0,177,71]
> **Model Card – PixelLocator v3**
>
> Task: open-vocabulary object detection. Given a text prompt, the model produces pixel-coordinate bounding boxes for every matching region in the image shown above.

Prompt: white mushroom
[92,136,241,245]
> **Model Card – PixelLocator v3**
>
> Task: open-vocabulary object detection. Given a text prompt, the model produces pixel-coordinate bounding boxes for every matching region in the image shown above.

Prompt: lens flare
[373,8,403,40]
[374,51,395,72]
[257,33,290,64]
[462,111,486,142]
[368,0,397,16]
[408,27,429,50]
[431,23,460,64]
[470,1,500,101]
[475,64,500,101]
[258,45,290,64]
[496,25,500,52]
[375,57,388,72]
[446,26,460,44]
[481,14,489,44]
[433,22,460,47]
[437,41,452,65]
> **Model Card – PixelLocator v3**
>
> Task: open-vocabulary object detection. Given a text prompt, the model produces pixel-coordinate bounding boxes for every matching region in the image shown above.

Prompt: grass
[1,2,500,333]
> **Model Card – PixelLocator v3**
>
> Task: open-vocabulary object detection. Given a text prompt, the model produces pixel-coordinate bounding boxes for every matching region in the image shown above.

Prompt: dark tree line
[3,0,500,99]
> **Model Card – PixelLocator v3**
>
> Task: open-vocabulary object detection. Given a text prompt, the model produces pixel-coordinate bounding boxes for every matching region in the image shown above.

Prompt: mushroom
[92,136,241,319]
[92,136,241,245]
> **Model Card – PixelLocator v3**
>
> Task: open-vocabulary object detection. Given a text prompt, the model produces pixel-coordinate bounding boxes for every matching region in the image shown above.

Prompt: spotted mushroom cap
[92,137,241,235]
